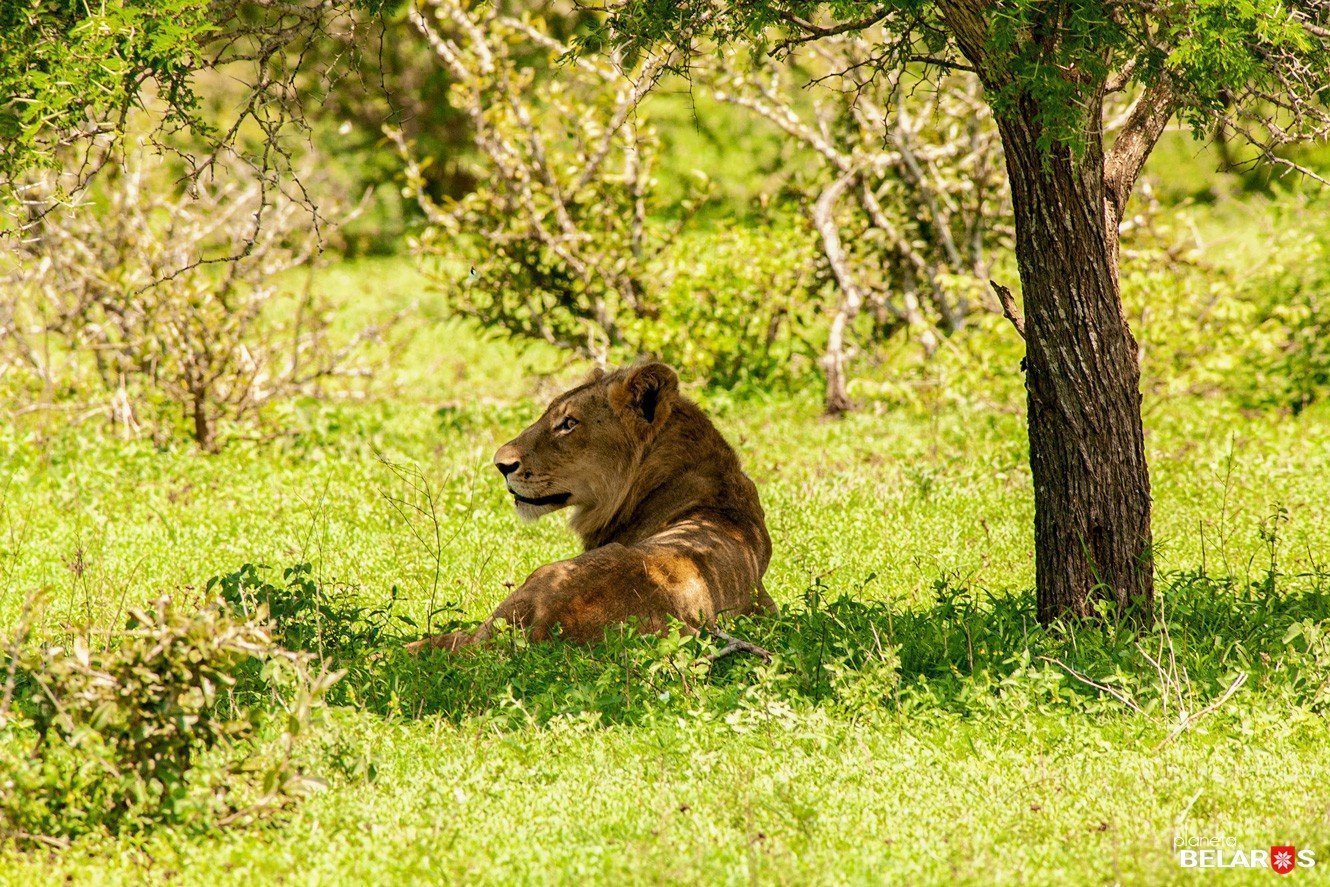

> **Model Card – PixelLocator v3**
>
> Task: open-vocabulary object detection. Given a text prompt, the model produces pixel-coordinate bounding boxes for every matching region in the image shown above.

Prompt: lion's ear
[612,362,678,427]
[583,366,607,384]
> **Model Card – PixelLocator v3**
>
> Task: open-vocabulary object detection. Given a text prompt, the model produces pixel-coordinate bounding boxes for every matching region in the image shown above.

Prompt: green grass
[3,249,1330,884]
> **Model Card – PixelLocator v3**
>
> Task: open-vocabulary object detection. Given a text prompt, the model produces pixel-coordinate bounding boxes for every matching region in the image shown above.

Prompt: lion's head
[493,363,680,528]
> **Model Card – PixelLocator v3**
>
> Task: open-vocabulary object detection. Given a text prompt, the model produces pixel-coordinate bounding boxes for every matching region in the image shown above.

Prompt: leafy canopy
[0,0,215,178]
[595,0,1330,159]
[0,0,400,206]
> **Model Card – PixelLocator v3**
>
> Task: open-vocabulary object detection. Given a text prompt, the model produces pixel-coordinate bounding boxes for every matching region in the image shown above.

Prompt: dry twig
[989,280,1026,340]
[707,627,773,662]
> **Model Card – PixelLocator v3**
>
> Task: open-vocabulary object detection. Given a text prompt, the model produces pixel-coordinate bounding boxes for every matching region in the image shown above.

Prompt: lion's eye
[556,416,579,433]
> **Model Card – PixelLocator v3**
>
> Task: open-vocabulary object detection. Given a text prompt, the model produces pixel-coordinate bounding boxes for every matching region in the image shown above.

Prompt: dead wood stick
[707,627,773,662]
[989,280,1026,340]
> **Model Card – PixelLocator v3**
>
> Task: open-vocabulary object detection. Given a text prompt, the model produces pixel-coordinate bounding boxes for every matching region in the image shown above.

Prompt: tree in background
[600,0,1330,622]
[392,0,694,362]
[395,4,1016,402]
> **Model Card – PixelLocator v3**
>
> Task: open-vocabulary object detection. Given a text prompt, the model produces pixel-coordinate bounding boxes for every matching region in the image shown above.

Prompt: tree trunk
[996,108,1154,623]
[191,392,215,453]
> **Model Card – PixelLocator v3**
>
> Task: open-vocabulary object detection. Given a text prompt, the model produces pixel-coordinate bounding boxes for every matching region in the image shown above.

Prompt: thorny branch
[711,31,1010,412]
[396,0,696,361]
[0,158,400,448]
[5,0,381,271]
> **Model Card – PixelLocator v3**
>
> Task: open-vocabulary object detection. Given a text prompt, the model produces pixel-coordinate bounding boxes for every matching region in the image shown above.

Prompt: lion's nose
[494,443,522,477]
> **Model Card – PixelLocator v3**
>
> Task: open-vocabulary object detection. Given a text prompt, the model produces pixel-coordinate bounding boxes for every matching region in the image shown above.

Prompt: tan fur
[407,363,774,651]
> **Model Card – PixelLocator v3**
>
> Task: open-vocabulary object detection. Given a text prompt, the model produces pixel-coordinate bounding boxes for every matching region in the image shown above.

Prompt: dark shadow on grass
[238,562,1330,729]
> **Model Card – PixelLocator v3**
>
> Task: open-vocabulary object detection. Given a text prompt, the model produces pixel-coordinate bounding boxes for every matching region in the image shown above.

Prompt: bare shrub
[390,5,1012,407]
[0,159,395,450]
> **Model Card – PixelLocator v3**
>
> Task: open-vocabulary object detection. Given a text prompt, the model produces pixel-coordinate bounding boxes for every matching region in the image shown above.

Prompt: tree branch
[707,627,773,662]
[773,9,888,49]
[814,169,867,413]
[1104,78,1178,221]
[905,55,976,74]
[1105,59,1137,94]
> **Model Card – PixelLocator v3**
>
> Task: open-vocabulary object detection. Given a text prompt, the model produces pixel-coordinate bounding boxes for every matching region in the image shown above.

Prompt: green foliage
[986,0,1124,154]
[199,561,904,729]
[1231,215,1330,414]
[0,0,405,216]
[0,0,215,181]
[598,0,1330,160]
[1119,194,1330,412]
[367,565,1330,733]
[349,583,904,728]
[630,220,824,391]
[213,562,404,706]
[1163,0,1319,138]
[191,551,1330,745]
[0,598,338,841]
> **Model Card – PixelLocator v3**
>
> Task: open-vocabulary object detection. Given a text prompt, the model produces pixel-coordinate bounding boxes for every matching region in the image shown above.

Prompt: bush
[0,597,339,842]
[632,219,825,391]
[212,562,403,707]
[1232,209,1330,414]
[0,159,396,450]
[1120,192,1330,413]
[399,0,700,361]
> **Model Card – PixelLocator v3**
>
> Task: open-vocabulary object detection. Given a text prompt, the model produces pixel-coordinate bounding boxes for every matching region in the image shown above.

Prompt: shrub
[398,0,701,361]
[1232,209,1330,414]
[1120,192,1330,413]
[711,40,1011,411]
[212,562,402,706]
[0,597,339,842]
[632,219,825,391]
[0,159,396,450]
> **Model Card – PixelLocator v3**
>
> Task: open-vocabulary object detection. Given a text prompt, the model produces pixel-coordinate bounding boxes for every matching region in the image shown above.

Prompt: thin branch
[773,9,889,51]
[1038,656,1143,713]
[905,55,976,74]
[1158,672,1248,748]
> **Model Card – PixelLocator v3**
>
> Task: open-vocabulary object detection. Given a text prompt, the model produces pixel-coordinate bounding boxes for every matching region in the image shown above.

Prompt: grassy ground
[3,252,1330,884]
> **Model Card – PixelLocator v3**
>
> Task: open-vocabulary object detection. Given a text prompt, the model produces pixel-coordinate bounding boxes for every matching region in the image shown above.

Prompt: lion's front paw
[405,630,475,654]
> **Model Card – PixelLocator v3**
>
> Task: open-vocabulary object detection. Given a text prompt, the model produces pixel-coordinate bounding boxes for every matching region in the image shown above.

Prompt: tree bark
[995,102,1154,623]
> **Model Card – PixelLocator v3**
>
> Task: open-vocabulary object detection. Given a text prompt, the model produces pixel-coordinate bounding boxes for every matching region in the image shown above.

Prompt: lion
[407,362,774,651]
